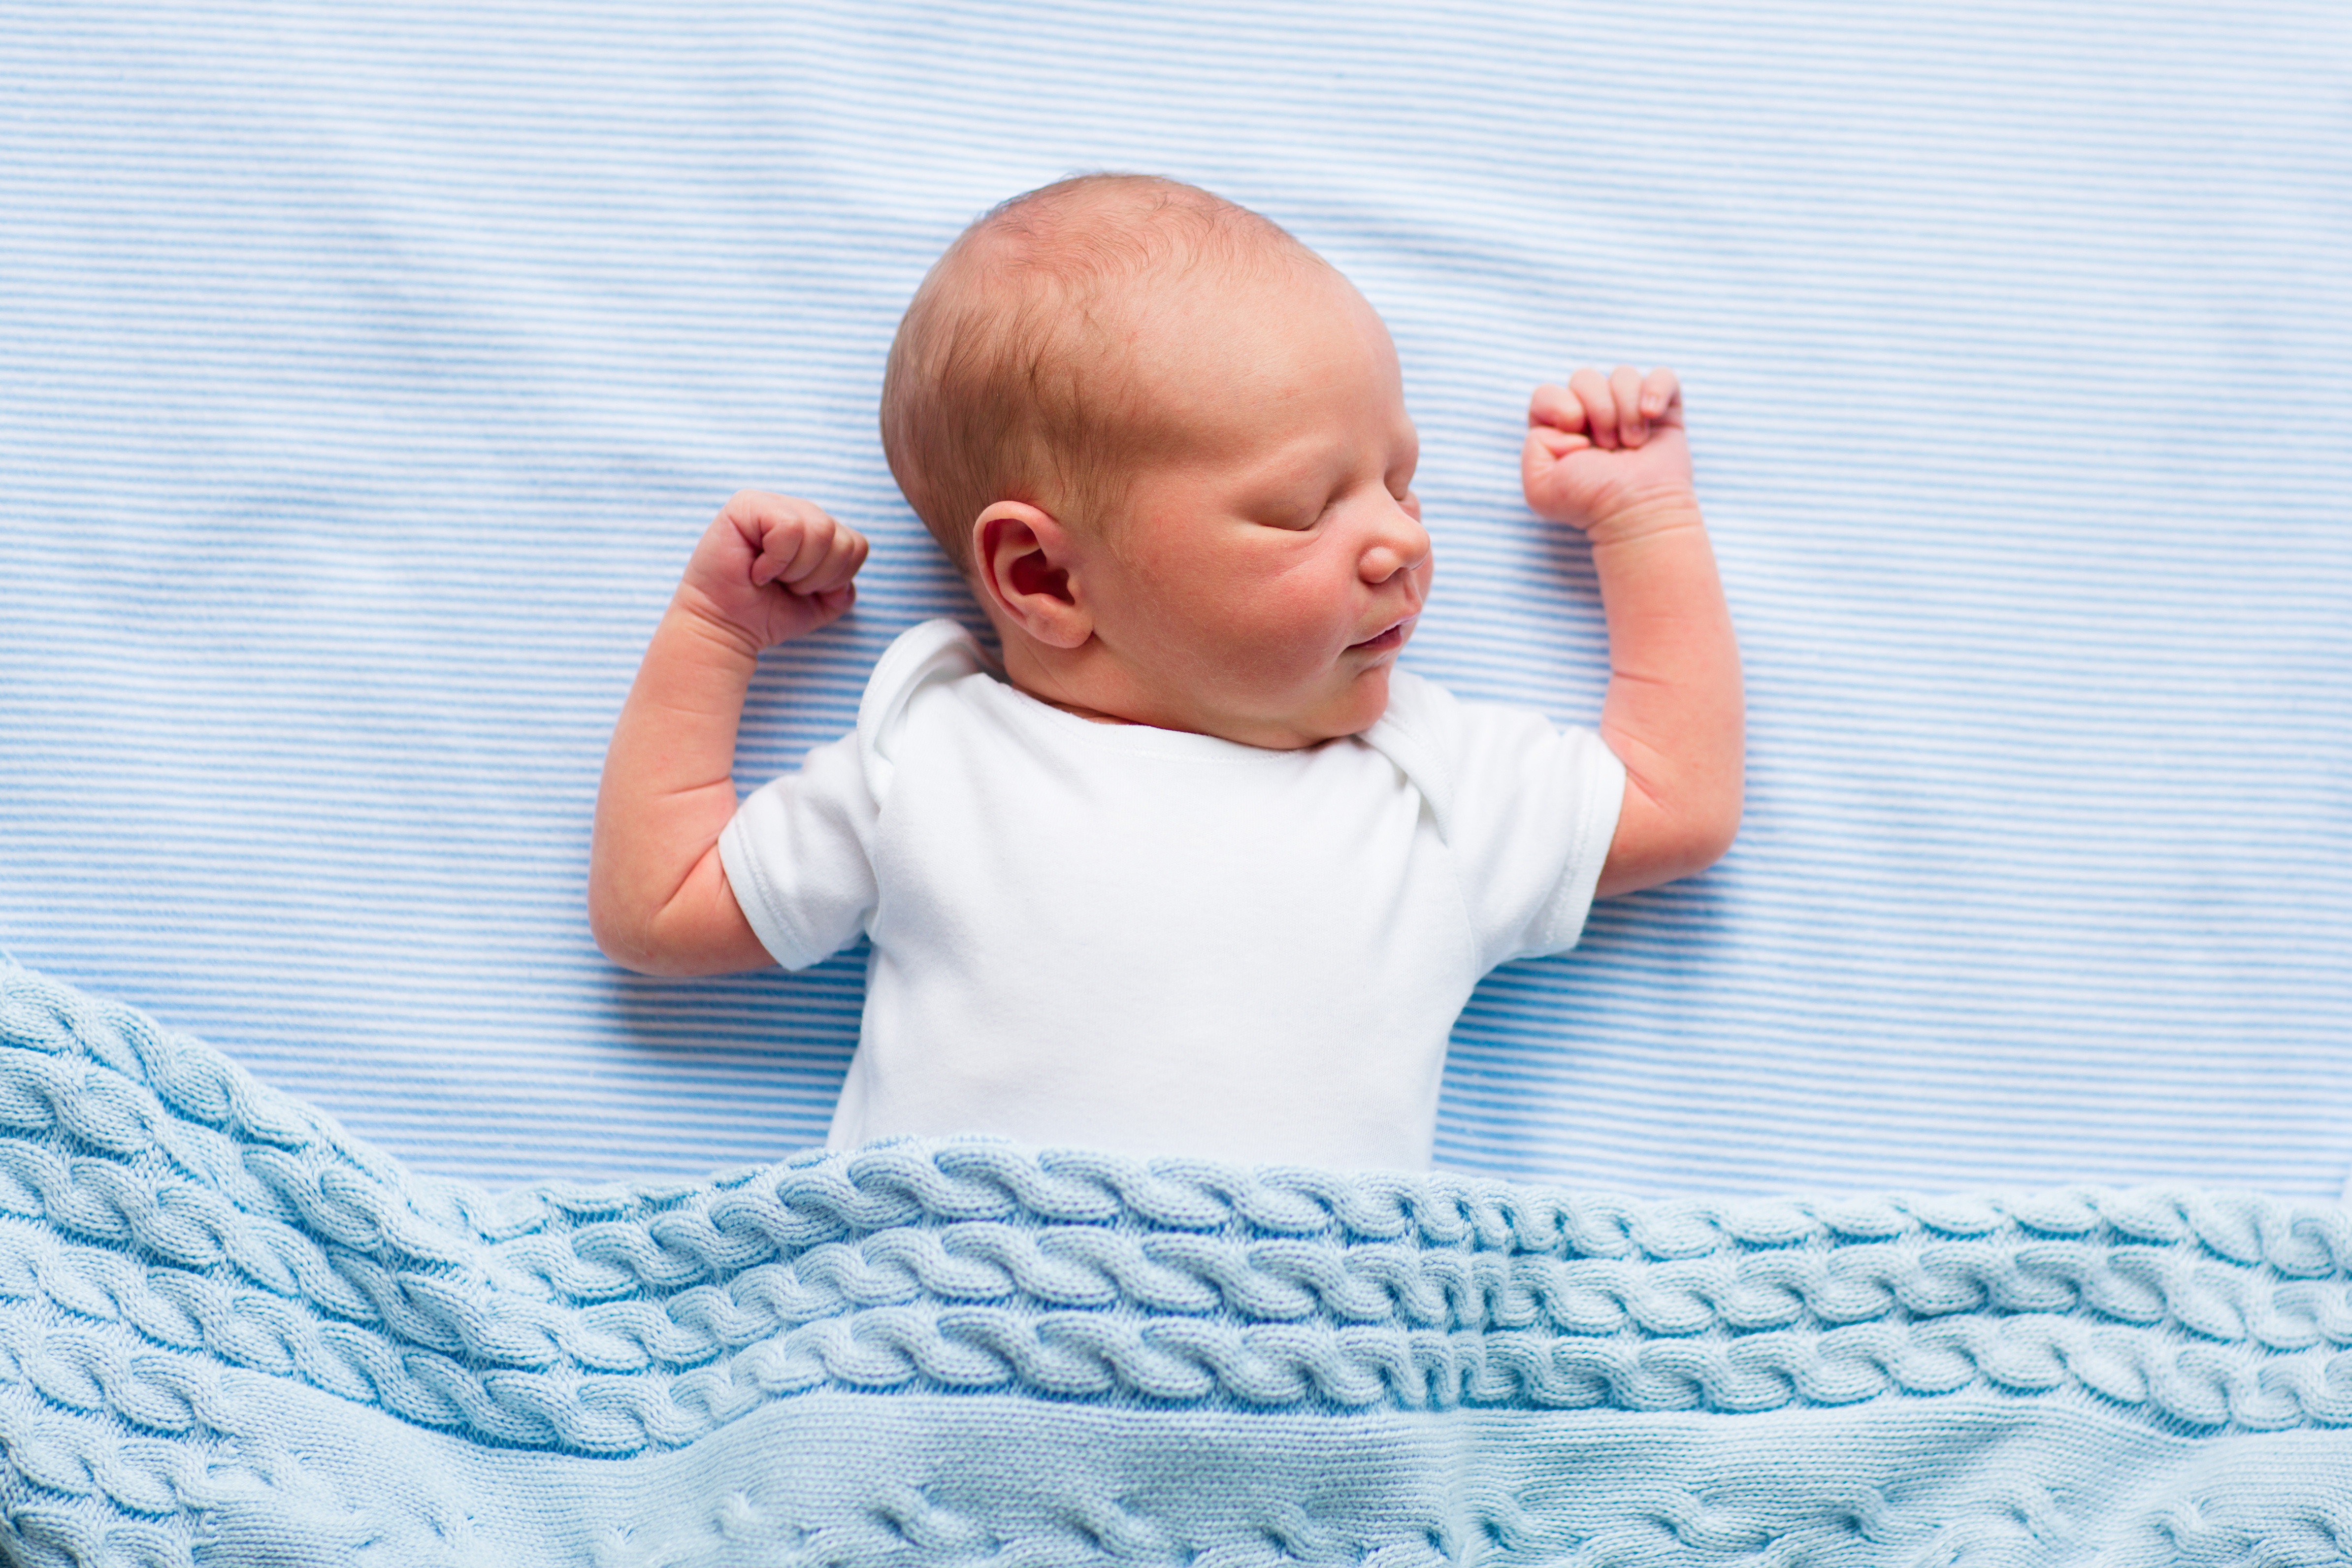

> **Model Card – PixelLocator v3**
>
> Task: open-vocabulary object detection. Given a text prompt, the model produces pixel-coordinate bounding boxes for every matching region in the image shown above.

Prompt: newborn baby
[589,175,1742,1170]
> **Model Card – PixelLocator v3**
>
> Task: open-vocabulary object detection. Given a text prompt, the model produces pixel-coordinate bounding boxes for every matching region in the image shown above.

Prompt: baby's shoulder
[1369,667,1558,752]
[850,619,1003,796]
[1364,670,1613,843]
[858,619,993,725]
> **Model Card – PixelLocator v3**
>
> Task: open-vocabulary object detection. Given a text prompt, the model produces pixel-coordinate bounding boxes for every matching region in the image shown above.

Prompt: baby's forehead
[944,225,1309,408]
[1050,260,1347,431]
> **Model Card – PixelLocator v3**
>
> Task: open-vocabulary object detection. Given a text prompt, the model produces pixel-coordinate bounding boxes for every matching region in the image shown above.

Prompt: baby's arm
[1522,367,1743,899]
[588,490,869,976]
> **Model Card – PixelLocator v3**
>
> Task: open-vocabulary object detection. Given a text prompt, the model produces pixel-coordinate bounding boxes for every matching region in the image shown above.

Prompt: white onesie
[719,620,1624,1171]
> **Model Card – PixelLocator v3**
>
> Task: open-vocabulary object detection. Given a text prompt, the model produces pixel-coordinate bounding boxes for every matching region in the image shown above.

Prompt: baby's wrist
[1584,490,1706,550]
[668,583,771,668]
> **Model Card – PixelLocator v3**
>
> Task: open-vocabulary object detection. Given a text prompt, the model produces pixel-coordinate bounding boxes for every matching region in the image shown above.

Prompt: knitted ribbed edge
[5,1386,2345,1568]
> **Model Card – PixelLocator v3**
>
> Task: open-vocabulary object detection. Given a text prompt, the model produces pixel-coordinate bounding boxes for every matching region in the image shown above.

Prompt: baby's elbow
[1600,775,1742,898]
[591,886,764,979]
[1663,746,1745,877]
[588,890,673,977]
[1685,784,1742,877]
[588,900,643,973]
[1648,807,1738,888]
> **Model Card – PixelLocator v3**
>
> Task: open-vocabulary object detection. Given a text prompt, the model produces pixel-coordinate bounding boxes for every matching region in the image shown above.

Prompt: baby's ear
[974,501,1090,649]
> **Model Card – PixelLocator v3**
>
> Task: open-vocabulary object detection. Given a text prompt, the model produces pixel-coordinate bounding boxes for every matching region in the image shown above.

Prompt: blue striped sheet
[1,0,2346,1199]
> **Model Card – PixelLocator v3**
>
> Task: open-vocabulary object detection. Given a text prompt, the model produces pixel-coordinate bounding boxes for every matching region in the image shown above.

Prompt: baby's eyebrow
[1239,430,1411,492]
[1226,441,1350,496]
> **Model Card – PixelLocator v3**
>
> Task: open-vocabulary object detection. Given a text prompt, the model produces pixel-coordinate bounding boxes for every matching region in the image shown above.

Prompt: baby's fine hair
[880,174,1323,576]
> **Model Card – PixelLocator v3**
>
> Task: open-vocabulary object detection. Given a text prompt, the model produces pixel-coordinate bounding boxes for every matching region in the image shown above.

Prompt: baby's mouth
[1349,617,1415,653]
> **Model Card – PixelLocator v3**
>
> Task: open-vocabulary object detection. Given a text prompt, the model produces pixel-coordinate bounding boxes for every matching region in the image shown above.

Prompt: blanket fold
[0,960,2345,1567]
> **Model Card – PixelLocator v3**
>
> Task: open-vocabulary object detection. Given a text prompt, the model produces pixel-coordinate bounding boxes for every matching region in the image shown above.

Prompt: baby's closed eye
[1244,489,1334,531]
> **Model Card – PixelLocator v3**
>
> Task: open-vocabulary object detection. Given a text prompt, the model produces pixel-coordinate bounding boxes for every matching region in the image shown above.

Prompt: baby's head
[881,175,1431,750]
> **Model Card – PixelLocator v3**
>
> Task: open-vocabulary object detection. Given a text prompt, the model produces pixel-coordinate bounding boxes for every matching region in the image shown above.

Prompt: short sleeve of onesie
[718,621,990,971]
[717,733,877,970]
[1365,671,1627,973]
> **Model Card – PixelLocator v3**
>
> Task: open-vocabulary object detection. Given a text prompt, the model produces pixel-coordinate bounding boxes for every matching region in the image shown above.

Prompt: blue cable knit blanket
[3,962,2347,1567]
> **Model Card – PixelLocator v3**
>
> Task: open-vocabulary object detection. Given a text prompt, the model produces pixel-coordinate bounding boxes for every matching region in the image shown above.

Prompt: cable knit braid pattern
[1,959,2348,1568]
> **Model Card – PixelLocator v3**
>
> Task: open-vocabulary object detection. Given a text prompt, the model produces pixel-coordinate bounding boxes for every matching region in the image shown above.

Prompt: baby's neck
[989,621,1151,728]
[1031,689,1135,726]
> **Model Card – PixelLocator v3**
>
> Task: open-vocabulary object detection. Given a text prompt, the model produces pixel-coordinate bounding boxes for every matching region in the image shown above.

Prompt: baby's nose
[1361,505,1433,585]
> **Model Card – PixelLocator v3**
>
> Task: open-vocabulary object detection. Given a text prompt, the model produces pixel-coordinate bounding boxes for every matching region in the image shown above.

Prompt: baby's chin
[1149,665,1399,751]
[1278,664,1397,748]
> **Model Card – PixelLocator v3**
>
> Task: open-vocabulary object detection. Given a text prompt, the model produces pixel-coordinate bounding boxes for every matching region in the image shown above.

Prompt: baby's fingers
[1610,365,1649,446]
[1568,367,1619,449]
[1528,381,1589,436]
[789,524,870,597]
[1640,366,1683,427]
[748,523,810,588]
[721,491,825,585]
[804,583,857,625]
[752,511,841,589]
[1521,426,1590,521]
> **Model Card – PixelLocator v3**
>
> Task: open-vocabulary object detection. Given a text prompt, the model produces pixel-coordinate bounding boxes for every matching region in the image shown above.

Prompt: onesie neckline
[971,663,1326,765]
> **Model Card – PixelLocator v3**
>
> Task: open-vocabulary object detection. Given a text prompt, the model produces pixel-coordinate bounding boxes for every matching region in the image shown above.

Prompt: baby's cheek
[1230,575,1351,670]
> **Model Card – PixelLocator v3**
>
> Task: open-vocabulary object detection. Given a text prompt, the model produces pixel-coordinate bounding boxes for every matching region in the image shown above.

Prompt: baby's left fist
[680,489,870,656]
[1522,366,1694,537]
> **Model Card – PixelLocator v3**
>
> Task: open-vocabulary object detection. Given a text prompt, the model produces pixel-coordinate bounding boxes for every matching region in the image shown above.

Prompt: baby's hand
[677,489,869,656]
[1521,367,1694,539]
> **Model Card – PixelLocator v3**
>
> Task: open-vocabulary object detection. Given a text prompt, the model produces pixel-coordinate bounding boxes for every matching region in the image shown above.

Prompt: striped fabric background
[2,0,2346,1199]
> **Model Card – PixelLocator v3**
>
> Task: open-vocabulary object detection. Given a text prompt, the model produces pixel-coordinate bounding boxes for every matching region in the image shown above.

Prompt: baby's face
[1082,263,1432,749]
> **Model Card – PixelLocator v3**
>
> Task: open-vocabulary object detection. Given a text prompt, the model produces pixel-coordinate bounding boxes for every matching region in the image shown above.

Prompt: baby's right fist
[678,489,870,656]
